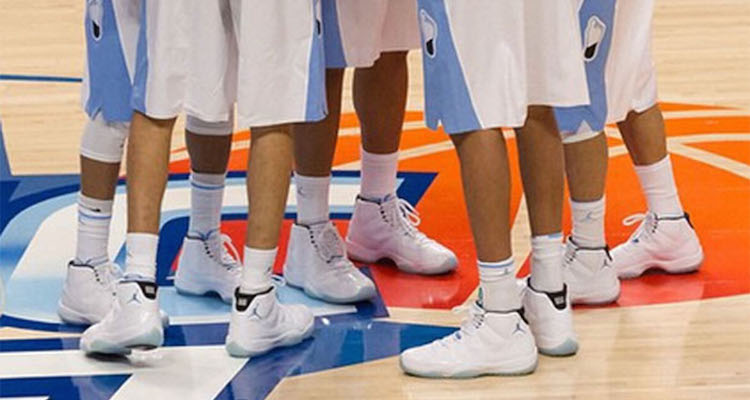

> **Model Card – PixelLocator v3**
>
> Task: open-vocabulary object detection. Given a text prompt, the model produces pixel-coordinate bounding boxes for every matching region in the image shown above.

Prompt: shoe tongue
[204,230,224,251]
[310,222,345,261]
[381,193,396,203]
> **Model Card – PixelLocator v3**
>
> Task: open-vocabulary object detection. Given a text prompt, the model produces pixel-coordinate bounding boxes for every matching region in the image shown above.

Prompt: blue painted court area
[0,129,454,399]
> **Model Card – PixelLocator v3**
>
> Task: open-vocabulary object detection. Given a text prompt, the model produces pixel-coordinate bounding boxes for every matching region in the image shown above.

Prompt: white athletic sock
[478,257,521,312]
[360,147,398,200]
[294,173,330,225]
[124,233,158,281]
[75,194,113,265]
[570,197,606,248]
[240,246,275,293]
[529,233,564,292]
[634,155,684,217]
[188,171,225,235]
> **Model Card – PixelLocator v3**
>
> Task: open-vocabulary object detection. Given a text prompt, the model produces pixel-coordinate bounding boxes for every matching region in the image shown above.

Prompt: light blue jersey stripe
[555,0,617,134]
[130,0,149,115]
[417,0,481,134]
[305,0,328,122]
[321,0,347,68]
[84,0,134,122]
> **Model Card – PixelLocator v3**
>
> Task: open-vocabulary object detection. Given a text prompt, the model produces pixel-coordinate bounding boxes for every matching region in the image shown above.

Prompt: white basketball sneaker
[346,195,458,275]
[399,302,538,378]
[522,279,578,357]
[225,286,315,358]
[613,212,704,279]
[285,221,376,303]
[80,280,163,355]
[58,260,121,325]
[563,239,620,305]
[175,231,242,303]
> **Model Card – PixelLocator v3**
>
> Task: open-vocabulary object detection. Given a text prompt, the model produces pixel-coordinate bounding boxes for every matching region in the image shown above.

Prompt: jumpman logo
[248,304,263,320]
[513,322,526,335]
[127,291,141,305]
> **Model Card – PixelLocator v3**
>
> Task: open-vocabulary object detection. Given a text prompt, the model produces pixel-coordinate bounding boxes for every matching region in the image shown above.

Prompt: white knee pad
[561,123,604,145]
[80,114,129,163]
[186,113,234,136]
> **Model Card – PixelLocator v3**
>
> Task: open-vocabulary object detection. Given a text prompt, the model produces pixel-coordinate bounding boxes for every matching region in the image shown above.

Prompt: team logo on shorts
[314,0,323,37]
[87,0,104,41]
[419,10,438,58]
[583,16,607,61]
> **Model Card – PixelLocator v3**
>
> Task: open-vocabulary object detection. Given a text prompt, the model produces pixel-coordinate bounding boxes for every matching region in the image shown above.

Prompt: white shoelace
[94,262,123,294]
[437,302,486,347]
[391,199,432,244]
[622,212,658,244]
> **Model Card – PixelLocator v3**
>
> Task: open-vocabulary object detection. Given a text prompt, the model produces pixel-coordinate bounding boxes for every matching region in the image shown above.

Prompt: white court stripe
[662,109,749,119]
[670,142,750,180]
[0,346,246,400]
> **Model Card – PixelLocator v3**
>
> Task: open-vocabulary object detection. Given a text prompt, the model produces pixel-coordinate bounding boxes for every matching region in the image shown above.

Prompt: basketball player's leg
[293,68,344,178]
[59,0,136,326]
[285,68,377,304]
[561,131,619,305]
[77,152,120,270]
[603,0,702,278]
[515,106,566,292]
[553,0,620,305]
[515,106,580,357]
[564,133,608,203]
[346,50,458,275]
[618,106,666,165]
[246,126,294,251]
[611,105,703,277]
[58,122,128,326]
[355,51,408,155]
[173,117,242,304]
[450,130,513,264]
[80,0,185,354]
[401,126,537,378]
[225,0,320,357]
[399,0,537,378]
[512,0,594,357]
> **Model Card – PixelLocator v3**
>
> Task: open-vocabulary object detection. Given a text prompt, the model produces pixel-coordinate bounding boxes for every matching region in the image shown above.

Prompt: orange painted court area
[169,103,750,310]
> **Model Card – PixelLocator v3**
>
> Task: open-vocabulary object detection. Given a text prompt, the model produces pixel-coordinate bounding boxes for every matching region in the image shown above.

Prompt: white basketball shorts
[322,0,420,68]
[555,0,658,137]
[416,0,589,134]
[131,0,327,128]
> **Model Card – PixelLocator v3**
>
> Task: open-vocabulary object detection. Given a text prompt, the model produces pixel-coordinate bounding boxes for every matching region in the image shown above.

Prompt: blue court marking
[0,320,456,400]
[0,123,9,179]
[0,122,452,400]
[0,74,83,83]
[0,125,436,331]
[0,375,130,399]
[216,321,456,400]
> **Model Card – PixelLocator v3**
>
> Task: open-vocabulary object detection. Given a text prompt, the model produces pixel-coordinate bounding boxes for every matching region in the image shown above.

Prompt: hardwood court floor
[0,1,749,399]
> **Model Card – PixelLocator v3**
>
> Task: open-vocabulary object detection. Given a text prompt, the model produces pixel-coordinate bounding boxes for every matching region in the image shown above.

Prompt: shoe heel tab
[517,307,528,324]
[528,281,568,311]
[356,194,383,205]
[234,286,273,312]
[136,281,158,300]
[684,212,695,229]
